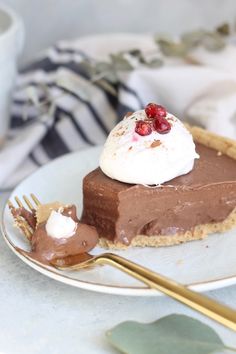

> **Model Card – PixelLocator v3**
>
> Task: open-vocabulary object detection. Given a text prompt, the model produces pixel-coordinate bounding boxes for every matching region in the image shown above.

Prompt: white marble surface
[0,191,236,354]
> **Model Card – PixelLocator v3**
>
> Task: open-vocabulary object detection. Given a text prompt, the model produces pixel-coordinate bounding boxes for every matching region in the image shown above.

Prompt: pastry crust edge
[187,124,236,160]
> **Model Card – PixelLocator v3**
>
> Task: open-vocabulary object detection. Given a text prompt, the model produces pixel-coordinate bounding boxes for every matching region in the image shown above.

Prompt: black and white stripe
[3,43,145,188]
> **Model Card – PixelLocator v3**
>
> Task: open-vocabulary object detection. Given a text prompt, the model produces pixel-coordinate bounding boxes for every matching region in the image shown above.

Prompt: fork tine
[12,194,41,211]
[15,196,23,208]
[9,197,33,239]
[7,200,14,209]
[23,195,34,211]
[31,193,41,207]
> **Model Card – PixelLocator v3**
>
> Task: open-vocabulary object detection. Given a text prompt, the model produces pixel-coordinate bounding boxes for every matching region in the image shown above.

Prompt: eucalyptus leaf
[56,71,89,100]
[96,79,118,96]
[47,101,56,118]
[154,34,172,43]
[103,71,119,84]
[128,49,142,57]
[107,314,232,354]
[110,53,133,71]
[181,30,206,49]
[90,61,118,83]
[202,32,226,51]
[128,49,146,63]
[146,58,163,68]
[156,39,187,57]
[216,23,230,36]
[26,86,41,106]
[95,61,113,73]
[79,60,96,78]
[91,70,118,84]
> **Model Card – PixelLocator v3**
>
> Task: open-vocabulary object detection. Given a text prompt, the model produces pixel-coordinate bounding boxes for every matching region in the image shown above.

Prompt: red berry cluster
[135,103,171,136]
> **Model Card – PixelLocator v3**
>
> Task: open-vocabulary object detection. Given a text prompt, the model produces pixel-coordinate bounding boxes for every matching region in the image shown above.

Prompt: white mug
[0,3,24,147]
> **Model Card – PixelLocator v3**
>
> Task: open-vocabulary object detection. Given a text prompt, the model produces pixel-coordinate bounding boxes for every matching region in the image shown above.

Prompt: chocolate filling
[13,205,98,265]
[30,221,98,265]
[81,143,236,245]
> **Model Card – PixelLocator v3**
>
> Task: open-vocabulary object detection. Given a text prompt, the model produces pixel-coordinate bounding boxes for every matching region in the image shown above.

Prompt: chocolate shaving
[124,111,133,118]
[150,140,161,148]
[114,130,125,137]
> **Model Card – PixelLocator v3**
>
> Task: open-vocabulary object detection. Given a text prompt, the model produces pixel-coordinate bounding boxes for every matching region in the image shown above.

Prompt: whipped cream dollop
[100,110,199,185]
[45,210,77,239]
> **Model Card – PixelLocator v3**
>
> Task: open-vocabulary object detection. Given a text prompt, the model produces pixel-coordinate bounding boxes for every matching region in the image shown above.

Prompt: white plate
[2,146,236,296]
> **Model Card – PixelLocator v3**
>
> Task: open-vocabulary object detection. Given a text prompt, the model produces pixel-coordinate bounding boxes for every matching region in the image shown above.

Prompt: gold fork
[8,194,236,332]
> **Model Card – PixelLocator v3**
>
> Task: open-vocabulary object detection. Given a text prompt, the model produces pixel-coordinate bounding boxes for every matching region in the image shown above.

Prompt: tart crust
[99,125,236,249]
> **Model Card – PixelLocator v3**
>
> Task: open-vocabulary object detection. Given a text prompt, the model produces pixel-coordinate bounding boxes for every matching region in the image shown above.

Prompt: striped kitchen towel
[1,33,236,189]
[1,35,148,189]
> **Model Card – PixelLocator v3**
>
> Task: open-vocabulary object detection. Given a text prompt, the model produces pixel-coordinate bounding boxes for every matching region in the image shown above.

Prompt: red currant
[153,117,171,134]
[145,103,167,119]
[135,120,152,136]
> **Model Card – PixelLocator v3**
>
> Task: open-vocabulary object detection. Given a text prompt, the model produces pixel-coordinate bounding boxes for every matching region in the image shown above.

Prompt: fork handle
[96,253,236,331]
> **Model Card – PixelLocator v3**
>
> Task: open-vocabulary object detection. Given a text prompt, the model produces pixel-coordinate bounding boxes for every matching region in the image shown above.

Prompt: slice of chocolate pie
[81,104,236,249]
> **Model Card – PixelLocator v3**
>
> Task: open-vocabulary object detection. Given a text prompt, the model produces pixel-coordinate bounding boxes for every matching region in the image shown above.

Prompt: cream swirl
[99,110,199,185]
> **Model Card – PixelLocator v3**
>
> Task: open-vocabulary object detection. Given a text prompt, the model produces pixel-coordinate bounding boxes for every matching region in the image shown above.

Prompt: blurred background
[1,0,236,188]
[2,0,236,65]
